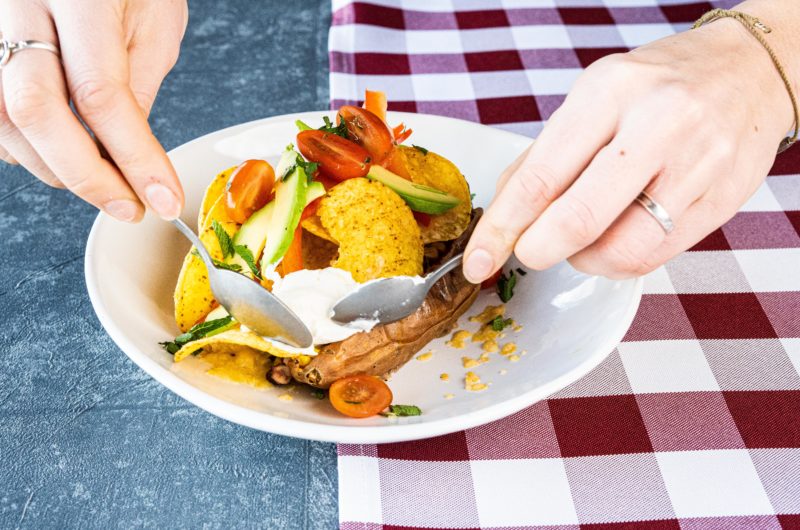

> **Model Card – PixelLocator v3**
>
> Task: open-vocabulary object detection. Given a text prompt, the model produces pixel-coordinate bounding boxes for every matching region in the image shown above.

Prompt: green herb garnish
[234,244,262,279]
[515,267,527,276]
[191,249,242,272]
[381,404,422,417]
[295,119,313,131]
[490,316,514,332]
[294,154,319,182]
[160,316,234,354]
[320,115,348,138]
[310,389,326,400]
[412,144,429,155]
[212,220,235,259]
[497,270,517,303]
[470,192,476,201]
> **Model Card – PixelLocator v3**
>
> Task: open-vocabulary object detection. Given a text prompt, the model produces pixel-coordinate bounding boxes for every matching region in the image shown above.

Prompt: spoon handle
[425,253,463,288]
[171,218,215,271]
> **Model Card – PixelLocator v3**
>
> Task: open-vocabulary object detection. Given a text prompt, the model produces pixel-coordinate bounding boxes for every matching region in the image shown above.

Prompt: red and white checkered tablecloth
[329,1,800,528]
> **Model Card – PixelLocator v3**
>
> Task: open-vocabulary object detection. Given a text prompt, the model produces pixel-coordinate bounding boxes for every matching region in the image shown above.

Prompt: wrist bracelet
[693,9,798,153]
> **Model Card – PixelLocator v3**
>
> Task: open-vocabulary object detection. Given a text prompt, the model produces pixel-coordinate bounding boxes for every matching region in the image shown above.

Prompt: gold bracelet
[693,8,799,153]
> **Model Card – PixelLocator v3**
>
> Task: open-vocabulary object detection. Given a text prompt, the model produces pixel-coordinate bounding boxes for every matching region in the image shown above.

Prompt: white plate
[85,111,642,444]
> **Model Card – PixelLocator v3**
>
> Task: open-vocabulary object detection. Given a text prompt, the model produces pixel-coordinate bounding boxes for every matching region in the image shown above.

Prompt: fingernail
[145,183,181,219]
[464,248,494,283]
[104,199,141,222]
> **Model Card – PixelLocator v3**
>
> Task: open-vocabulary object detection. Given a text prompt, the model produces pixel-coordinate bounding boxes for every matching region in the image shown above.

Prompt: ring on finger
[0,38,60,69]
[634,190,675,234]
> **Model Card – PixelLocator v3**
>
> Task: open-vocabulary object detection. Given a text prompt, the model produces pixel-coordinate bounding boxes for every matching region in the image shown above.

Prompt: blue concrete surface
[0,2,338,528]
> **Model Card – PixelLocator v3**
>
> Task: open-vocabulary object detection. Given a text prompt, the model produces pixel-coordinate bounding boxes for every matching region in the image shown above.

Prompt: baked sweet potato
[286,209,483,388]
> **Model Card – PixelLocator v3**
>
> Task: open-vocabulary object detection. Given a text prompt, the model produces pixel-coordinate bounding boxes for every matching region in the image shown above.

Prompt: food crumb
[501,343,517,356]
[462,356,481,369]
[508,354,520,362]
[277,393,293,402]
[478,352,490,363]
[498,369,508,375]
[446,330,472,349]
[465,371,488,392]
[416,351,433,362]
[513,324,523,332]
[440,373,450,381]
[521,350,528,356]
[472,325,500,343]
[482,339,499,353]
[469,304,506,324]
[444,393,455,400]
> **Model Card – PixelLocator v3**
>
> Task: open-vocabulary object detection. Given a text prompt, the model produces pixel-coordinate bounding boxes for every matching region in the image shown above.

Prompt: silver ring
[635,191,674,234]
[0,39,60,69]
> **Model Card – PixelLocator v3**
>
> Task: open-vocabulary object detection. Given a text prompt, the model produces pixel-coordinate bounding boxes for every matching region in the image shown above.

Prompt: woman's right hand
[0,0,188,222]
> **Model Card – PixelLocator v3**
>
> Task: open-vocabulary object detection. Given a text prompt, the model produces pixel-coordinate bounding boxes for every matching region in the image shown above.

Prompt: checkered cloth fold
[329,2,800,528]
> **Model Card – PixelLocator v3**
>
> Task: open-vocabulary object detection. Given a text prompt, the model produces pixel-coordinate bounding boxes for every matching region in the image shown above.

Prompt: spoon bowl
[332,254,464,325]
[171,218,313,348]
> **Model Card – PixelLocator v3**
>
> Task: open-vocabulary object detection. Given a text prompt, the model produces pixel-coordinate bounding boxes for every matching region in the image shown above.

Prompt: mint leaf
[497,270,517,303]
[490,316,513,332]
[234,244,262,279]
[295,154,319,181]
[191,249,242,272]
[212,220,234,258]
[381,404,422,417]
[295,119,313,131]
[320,115,348,138]
[412,144,428,155]
[160,316,234,354]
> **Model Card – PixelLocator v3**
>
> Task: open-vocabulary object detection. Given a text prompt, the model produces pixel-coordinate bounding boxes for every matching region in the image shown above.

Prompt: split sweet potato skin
[287,210,483,388]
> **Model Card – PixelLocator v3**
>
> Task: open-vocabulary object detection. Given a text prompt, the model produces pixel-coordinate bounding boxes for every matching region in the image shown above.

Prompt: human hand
[0,0,188,222]
[463,7,796,281]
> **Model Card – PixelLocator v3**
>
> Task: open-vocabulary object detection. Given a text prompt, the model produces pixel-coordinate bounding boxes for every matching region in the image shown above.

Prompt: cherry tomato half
[297,130,371,182]
[329,374,393,418]
[225,159,275,224]
[338,105,393,164]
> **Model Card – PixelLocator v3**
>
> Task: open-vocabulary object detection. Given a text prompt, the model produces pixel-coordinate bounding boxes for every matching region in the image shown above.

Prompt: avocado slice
[260,149,309,270]
[229,171,324,277]
[367,165,460,214]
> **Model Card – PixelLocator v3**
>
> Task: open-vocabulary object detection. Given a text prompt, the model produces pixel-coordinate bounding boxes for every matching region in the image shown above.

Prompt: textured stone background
[0,2,338,528]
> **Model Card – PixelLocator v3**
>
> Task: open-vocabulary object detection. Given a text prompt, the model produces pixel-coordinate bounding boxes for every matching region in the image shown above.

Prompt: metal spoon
[171,218,313,348]
[331,254,464,325]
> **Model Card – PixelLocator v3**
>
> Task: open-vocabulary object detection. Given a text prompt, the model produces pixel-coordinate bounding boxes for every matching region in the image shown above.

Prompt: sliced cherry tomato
[297,130,370,182]
[413,211,431,227]
[481,268,503,290]
[280,226,304,276]
[329,374,393,418]
[301,197,322,221]
[364,90,388,124]
[225,159,275,224]
[338,106,393,164]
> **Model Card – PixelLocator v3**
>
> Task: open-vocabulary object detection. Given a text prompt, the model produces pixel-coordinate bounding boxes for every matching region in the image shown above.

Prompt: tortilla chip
[318,178,423,282]
[302,229,339,270]
[396,145,472,243]
[301,214,336,244]
[197,345,274,388]
[173,195,239,332]
[174,329,310,361]
[198,166,236,230]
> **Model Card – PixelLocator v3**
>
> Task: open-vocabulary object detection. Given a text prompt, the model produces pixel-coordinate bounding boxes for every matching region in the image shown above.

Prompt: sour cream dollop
[270,267,379,348]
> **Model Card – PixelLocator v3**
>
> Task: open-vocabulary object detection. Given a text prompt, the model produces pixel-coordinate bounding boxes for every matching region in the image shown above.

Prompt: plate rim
[84,110,644,444]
